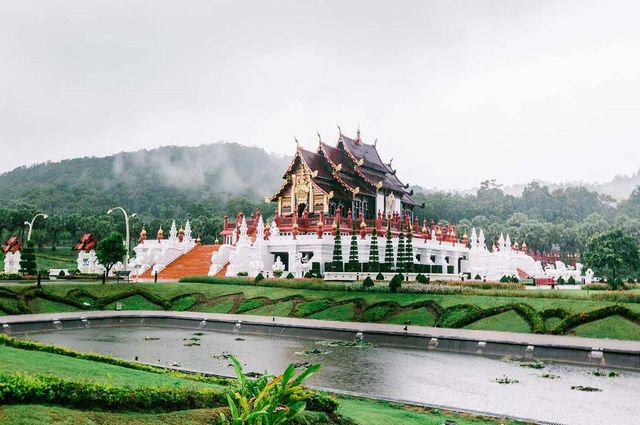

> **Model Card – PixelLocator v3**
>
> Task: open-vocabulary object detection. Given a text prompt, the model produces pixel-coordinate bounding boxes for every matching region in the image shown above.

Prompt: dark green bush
[389,274,403,293]
[608,278,624,290]
[567,276,576,285]
[237,271,248,277]
[286,272,295,279]
[304,271,314,278]
[556,276,565,285]
[474,274,482,280]
[375,272,385,281]
[254,272,265,283]
[416,273,429,284]
[362,276,374,289]
[500,275,510,283]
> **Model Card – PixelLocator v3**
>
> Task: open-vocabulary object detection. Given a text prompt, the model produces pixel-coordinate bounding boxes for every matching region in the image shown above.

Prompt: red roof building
[75,233,97,251]
[2,236,22,253]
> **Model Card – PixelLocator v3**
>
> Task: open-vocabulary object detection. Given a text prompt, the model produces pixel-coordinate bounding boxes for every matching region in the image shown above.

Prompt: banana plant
[220,356,321,425]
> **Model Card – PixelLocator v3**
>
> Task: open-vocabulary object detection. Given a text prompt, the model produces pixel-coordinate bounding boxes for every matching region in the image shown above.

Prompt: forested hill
[0,143,290,217]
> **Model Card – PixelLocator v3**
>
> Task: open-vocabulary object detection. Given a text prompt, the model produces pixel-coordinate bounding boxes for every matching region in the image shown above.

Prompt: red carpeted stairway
[138,244,217,280]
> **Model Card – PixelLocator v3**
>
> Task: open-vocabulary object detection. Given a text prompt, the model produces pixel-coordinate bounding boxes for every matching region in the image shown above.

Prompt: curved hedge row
[552,305,640,335]
[3,284,640,337]
[437,303,545,333]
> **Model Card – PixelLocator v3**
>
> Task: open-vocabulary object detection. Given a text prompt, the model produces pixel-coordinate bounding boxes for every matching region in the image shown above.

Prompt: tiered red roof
[2,236,22,253]
[75,233,97,251]
[271,131,417,206]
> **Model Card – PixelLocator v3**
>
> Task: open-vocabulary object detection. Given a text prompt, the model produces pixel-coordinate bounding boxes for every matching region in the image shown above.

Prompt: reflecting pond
[21,326,640,425]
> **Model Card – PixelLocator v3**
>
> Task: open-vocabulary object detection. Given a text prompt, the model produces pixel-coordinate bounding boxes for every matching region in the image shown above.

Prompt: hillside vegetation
[1,143,640,257]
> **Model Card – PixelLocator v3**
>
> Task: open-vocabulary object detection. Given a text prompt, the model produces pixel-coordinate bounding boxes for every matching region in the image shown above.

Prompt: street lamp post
[24,213,48,242]
[107,207,137,271]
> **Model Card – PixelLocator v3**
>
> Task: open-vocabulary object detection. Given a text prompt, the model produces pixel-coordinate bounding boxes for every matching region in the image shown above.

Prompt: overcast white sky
[1,0,639,189]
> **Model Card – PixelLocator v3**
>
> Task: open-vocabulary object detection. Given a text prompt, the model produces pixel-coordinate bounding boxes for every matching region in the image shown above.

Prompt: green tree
[383,222,394,272]
[347,220,359,272]
[95,231,126,276]
[331,228,344,272]
[583,229,640,281]
[19,240,37,275]
[368,227,380,272]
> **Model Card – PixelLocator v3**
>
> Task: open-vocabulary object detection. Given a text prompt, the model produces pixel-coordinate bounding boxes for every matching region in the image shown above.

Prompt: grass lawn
[338,398,525,425]
[464,310,531,333]
[34,247,78,270]
[0,344,526,425]
[386,308,436,326]
[0,345,217,389]
[571,315,640,340]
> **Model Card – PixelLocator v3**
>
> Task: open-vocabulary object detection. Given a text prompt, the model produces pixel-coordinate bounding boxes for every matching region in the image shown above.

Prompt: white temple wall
[3,251,21,274]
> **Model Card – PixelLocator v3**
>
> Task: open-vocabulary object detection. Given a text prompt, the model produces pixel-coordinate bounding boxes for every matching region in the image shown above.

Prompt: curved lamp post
[24,213,48,242]
[107,207,137,271]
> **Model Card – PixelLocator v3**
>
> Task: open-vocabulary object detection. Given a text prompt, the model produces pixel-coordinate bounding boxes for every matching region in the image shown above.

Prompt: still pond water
[21,326,640,425]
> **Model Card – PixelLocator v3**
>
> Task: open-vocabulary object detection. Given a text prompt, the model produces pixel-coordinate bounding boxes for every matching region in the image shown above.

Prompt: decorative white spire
[255,216,265,243]
[270,220,280,236]
[239,217,248,242]
[184,220,192,241]
[169,220,177,241]
[498,233,505,248]
[479,228,486,250]
[505,234,512,251]
[471,227,478,248]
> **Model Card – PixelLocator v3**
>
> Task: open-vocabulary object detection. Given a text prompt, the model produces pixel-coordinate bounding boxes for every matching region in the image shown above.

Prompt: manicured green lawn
[0,405,227,425]
[572,315,640,340]
[0,345,217,389]
[387,308,436,326]
[464,310,531,333]
[338,397,525,425]
[105,295,163,311]
[308,303,356,321]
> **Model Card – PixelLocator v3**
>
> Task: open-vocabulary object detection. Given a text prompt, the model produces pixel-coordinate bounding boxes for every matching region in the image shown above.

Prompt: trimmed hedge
[553,305,640,335]
[437,303,545,333]
[0,373,226,412]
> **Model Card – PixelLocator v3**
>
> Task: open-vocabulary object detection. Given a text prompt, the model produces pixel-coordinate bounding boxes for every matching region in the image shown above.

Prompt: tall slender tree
[331,224,344,272]
[396,221,406,273]
[347,220,360,272]
[405,224,414,272]
[19,240,37,275]
[384,222,395,272]
[369,227,380,272]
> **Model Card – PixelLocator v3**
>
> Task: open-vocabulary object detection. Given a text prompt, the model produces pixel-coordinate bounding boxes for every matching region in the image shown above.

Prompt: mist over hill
[0,143,290,216]
[413,171,640,201]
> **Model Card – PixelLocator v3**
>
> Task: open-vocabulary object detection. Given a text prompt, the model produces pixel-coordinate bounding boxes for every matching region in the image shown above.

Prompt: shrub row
[0,372,226,412]
[21,288,87,310]
[437,302,545,333]
[552,305,640,335]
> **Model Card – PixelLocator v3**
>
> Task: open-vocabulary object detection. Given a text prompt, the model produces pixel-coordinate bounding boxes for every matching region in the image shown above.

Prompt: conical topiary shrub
[368,227,380,273]
[384,222,394,272]
[405,225,414,273]
[332,229,344,272]
[396,222,406,273]
[347,220,360,272]
[19,241,37,275]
